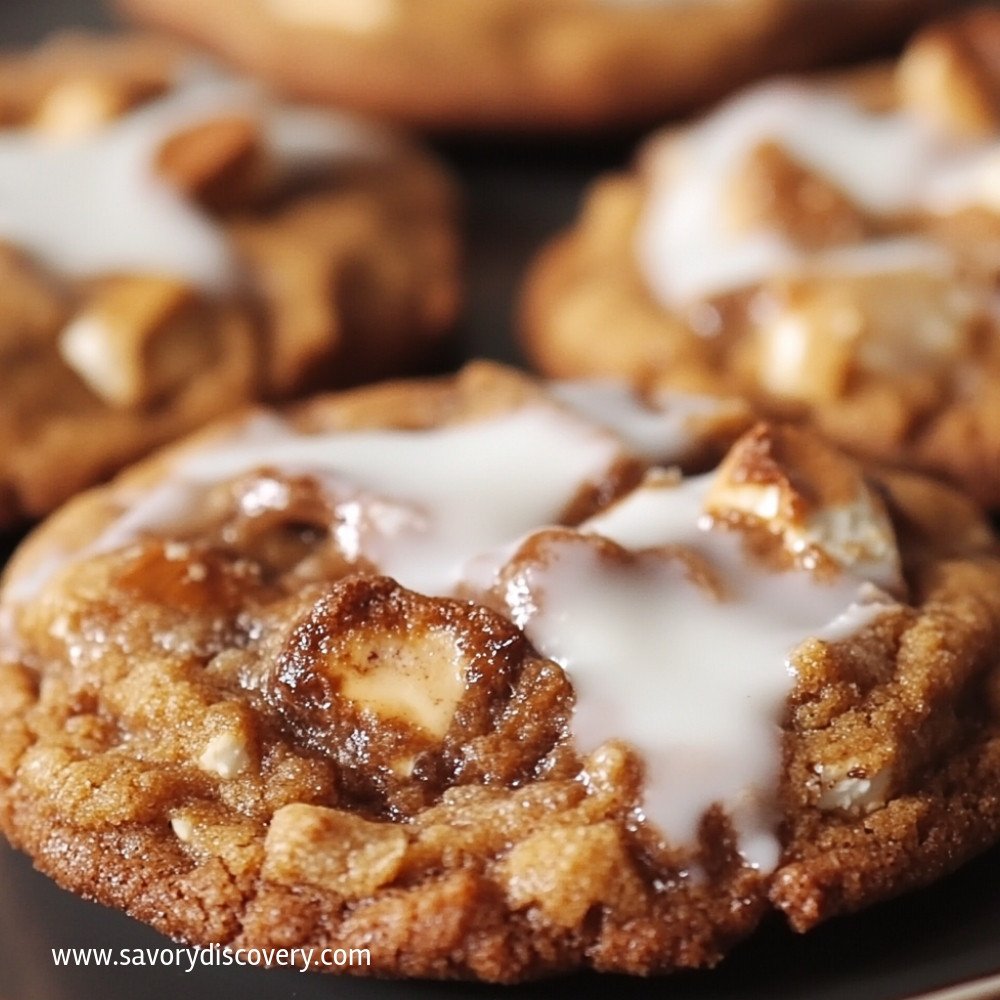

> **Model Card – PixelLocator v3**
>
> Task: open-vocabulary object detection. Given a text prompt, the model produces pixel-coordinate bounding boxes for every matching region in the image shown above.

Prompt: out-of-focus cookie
[116,0,961,131]
[522,8,1000,504]
[3,362,1000,981]
[0,33,459,528]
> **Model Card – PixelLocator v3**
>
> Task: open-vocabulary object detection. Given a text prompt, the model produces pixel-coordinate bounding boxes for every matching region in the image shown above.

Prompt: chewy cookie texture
[0,33,459,528]
[2,364,1000,981]
[522,7,1000,506]
[116,0,958,131]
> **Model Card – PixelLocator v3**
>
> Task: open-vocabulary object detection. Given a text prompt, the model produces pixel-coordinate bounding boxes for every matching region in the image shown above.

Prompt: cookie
[0,33,459,528]
[115,0,960,131]
[3,361,1000,981]
[522,7,1000,505]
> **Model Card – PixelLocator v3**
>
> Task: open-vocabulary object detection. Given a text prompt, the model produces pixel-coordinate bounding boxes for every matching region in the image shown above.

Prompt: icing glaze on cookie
[2,382,905,869]
[0,66,384,291]
[551,381,742,463]
[502,471,899,870]
[6,384,742,605]
[82,406,626,597]
[637,80,1000,306]
[55,382,747,592]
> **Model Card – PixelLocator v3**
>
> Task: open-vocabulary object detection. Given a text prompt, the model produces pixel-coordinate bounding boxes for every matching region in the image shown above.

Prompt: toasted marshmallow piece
[753,265,978,403]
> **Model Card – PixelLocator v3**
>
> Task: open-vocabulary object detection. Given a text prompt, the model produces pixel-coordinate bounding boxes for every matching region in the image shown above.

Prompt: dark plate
[2,2,1000,999]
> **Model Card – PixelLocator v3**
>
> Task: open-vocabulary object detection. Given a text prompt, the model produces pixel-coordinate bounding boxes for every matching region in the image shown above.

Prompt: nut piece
[156,116,272,212]
[752,270,976,403]
[263,803,407,895]
[726,142,869,249]
[58,276,212,408]
[897,14,1000,135]
[705,423,903,592]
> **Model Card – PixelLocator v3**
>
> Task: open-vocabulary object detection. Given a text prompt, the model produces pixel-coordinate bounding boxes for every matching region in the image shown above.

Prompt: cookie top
[3,362,1000,981]
[116,0,958,130]
[522,7,1000,504]
[0,33,459,527]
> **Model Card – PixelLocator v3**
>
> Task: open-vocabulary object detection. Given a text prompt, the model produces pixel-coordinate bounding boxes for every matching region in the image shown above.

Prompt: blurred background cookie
[114,0,965,131]
[0,33,460,528]
[522,7,1000,504]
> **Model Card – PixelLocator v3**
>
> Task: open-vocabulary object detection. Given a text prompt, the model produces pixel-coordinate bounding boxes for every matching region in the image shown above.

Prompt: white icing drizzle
[637,80,1000,306]
[551,380,739,463]
[2,390,908,869]
[0,64,385,291]
[814,584,900,643]
[502,471,898,870]
[79,407,625,598]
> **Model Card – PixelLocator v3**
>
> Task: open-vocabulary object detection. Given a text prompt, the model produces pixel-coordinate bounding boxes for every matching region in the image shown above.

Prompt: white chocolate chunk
[336,628,467,738]
[198,731,250,779]
[814,762,892,814]
[705,424,903,593]
[170,815,195,843]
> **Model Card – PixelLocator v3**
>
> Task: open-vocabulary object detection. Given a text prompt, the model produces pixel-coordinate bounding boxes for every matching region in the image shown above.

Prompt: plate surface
[1,3,999,999]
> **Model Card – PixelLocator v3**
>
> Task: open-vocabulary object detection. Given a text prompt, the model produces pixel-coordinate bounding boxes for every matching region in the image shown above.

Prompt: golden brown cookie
[522,7,1000,505]
[115,0,962,131]
[3,362,1000,981]
[0,33,459,528]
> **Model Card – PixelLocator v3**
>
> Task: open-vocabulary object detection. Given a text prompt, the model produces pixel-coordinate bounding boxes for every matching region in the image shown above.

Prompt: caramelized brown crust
[116,0,958,131]
[0,33,459,528]
[2,364,1000,981]
[521,9,1000,505]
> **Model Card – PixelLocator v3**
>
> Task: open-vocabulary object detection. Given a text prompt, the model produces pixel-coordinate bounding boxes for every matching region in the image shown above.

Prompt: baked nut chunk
[522,7,1000,506]
[2,362,1000,981]
[0,33,459,528]
[116,0,958,131]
